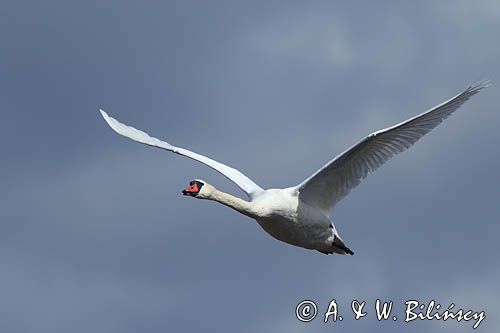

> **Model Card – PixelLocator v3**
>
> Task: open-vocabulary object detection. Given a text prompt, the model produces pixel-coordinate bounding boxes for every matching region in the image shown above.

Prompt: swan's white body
[100,80,489,255]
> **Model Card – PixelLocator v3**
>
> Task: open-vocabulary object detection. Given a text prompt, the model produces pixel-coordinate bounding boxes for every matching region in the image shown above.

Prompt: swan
[100,80,489,255]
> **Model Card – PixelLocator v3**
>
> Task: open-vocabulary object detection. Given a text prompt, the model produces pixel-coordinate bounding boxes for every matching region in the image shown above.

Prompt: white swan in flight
[100,80,489,255]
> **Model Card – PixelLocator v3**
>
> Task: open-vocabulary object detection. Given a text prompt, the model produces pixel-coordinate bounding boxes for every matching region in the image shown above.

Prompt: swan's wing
[100,110,264,198]
[297,80,490,214]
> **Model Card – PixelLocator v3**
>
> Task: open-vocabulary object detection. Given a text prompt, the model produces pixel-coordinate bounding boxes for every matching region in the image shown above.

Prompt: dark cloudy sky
[1,1,499,332]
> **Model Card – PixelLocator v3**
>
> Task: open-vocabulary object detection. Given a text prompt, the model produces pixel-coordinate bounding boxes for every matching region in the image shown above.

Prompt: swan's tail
[317,235,354,255]
[332,235,354,255]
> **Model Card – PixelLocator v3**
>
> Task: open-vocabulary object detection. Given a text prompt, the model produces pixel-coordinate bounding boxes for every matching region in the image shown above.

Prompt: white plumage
[100,109,263,198]
[100,80,489,255]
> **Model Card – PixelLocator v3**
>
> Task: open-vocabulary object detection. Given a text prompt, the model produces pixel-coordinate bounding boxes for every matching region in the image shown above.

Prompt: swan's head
[182,179,213,199]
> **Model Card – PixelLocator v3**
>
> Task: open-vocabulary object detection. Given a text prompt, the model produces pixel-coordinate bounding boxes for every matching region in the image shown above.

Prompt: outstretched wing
[100,110,264,198]
[297,80,490,214]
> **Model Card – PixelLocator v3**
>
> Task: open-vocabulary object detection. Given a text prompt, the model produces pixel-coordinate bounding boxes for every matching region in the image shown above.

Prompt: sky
[1,1,499,332]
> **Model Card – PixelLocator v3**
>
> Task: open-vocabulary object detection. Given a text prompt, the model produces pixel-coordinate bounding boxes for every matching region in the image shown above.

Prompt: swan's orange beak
[182,182,199,196]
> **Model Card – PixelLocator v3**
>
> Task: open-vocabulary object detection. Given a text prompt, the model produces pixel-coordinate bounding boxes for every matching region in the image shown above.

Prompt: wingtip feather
[99,108,126,137]
[469,78,492,93]
[99,109,113,126]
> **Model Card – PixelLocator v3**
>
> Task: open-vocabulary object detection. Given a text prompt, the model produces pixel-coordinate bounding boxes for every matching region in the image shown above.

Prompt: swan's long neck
[207,189,257,218]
